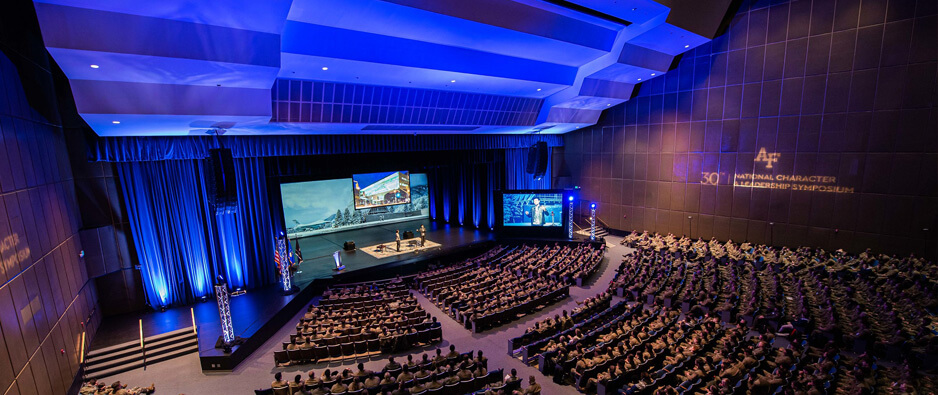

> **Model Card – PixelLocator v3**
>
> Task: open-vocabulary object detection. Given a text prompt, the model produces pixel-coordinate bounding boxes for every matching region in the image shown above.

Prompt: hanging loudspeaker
[525,141,548,179]
[206,148,237,214]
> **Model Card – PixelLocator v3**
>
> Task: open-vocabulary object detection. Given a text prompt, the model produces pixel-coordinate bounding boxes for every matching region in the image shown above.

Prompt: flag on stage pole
[274,240,282,271]
[275,236,291,292]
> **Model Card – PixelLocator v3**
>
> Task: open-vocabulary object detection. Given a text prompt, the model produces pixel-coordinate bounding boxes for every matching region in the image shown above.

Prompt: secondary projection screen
[281,173,428,238]
[501,192,563,227]
[353,171,411,209]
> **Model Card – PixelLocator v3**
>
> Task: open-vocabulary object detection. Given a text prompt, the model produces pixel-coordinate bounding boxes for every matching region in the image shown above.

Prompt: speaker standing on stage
[395,230,401,252]
[419,225,426,247]
[525,197,554,226]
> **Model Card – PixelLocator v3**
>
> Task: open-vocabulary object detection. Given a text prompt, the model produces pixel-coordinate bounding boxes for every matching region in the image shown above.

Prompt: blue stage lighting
[590,203,596,209]
[568,196,574,202]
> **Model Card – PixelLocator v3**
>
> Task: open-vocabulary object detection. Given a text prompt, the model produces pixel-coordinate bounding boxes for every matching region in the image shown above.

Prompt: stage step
[85,327,199,380]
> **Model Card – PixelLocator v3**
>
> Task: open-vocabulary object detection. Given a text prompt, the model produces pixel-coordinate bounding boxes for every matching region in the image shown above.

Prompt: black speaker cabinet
[206,148,237,214]
[403,230,415,239]
[343,240,356,251]
[525,141,548,178]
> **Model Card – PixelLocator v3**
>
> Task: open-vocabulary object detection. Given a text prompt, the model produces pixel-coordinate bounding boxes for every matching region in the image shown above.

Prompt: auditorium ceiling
[32,0,734,136]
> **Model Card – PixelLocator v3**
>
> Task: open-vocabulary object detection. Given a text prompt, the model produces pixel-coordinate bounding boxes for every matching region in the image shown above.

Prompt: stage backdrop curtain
[118,158,275,307]
[92,134,563,161]
[505,147,552,189]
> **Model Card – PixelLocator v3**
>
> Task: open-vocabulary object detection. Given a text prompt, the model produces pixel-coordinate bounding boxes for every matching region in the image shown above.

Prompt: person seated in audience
[426,373,443,390]
[354,362,372,378]
[272,372,289,389]
[457,362,474,381]
[445,344,460,359]
[318,368,334,384]
[289,374,307,395]
[385,356,402,371]
[379,372,396,386]
[443,367,461,385]
[505,368,520,383]
[347,377,364,392]
[512,376,541,395]
[307,382,327,395]
[391,382,409,395]
[363,373,380,390]
[409,378,426,394]
[405,354,418,369]
[397,366,415,383]
[473,360,488,378]
[433,347,446,364]
[473,350,489,369]
[80,379,99,394]
[414,363,432,380]
[329,376,348,394]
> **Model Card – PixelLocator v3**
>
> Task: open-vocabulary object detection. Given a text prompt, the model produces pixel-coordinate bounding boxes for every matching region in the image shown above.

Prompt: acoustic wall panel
[566,0,938,257]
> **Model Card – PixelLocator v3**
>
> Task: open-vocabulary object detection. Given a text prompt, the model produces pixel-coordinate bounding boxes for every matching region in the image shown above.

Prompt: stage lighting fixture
[112,121,120,124]
[215,277,235,344]
[89,64,99,69]
[590,203,597,241]
[568,196,574,202]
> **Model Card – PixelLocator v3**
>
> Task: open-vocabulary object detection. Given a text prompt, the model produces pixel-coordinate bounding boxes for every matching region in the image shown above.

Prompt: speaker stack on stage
[206,148,237,214]
[526,141,548,180]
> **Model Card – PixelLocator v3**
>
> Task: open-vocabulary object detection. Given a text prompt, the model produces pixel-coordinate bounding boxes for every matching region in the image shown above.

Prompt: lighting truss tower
[214,278,234,344]
[590,203,597,241]
[276,236,292,292]
[568,196,574,239]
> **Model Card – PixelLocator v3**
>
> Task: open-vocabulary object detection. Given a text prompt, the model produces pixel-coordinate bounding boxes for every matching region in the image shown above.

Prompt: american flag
[274,237,283,271]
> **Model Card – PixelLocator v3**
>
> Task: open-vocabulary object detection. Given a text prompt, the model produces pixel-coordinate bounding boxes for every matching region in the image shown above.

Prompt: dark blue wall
[565,0,937,256]
[0,1,101,393]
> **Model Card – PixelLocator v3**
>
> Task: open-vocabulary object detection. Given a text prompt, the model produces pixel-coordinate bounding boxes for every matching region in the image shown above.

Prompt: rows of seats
[507,291,613,358]
[263,345,504,395]
[618,232,938,352]
[579,230,938,394]
[416,242,603,332]
[275,279,440,365]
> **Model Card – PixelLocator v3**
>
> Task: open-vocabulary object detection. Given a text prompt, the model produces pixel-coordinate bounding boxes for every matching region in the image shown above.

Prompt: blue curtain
[118,158,275,307]
[118,160,214,307]
[92,134,563,161]
[505,148,552,189]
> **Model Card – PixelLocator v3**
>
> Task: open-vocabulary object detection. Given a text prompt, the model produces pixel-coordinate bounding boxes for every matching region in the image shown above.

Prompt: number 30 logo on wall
[754,148,780,169]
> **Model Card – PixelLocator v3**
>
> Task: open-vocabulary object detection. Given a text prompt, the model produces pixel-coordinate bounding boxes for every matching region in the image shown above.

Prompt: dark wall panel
[566,0,938,257]
[0,1,100,394]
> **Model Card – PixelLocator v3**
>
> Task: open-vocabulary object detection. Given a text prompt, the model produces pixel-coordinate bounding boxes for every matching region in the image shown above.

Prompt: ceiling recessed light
[637,78,642,81]
[450,80,456,83]
[685,44,690,48]
[90,64,99,69]
[536,88,542,91]
[651,73,656,76]
[112,121,120,124]
[606,104,612,106]
[321,66,328,71]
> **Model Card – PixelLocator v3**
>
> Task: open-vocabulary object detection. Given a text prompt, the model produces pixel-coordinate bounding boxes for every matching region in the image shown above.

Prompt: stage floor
[291,218,491,283]
[90,219,493,353]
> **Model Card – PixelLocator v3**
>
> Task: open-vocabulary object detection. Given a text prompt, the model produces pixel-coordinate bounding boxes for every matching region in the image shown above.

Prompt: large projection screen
[281,173,428,238]
[353,171,411,209]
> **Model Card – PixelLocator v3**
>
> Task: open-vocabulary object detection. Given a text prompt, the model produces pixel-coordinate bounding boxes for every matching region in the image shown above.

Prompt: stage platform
[89,219,494,371]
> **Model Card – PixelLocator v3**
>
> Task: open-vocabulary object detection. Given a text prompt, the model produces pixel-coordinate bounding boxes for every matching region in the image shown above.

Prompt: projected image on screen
[282,173,428,238]
[353,171,411,209]
[503,193,563,227]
